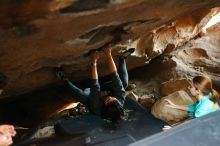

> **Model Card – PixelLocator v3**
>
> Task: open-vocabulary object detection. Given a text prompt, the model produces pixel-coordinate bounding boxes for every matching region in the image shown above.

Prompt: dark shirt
[65,72,126,116]
[89,72,126,116]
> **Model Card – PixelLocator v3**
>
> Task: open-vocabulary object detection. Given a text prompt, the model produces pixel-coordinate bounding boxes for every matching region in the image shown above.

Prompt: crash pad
[130,110,220,146]
[54,97,166,146]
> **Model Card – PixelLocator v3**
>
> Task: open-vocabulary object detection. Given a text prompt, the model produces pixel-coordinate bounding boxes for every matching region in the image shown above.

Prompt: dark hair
[0,73,6,89]
[102,99,124,122]
[193,76,219,103]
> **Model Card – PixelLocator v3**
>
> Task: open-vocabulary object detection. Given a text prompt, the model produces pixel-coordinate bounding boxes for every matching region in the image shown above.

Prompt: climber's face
[189,84,200,97]
[104,96,117,105]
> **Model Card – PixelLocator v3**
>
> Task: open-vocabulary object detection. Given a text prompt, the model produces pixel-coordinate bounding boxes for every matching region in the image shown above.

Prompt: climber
[165,75,220,119]
[56,47,135,122]
[0,75,17,146]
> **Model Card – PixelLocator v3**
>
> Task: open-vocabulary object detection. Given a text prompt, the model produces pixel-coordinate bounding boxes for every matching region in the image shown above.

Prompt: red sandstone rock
[0,1,219,98]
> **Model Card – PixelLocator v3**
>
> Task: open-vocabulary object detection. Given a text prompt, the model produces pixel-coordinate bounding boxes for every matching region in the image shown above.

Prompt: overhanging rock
[0,0,220,98]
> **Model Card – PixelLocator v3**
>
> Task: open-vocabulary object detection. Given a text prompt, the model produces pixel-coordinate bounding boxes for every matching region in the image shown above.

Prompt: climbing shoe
[120,48,135,58]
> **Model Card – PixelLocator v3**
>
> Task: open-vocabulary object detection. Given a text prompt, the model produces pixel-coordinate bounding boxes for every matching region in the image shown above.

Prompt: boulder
[160,79,192,97]
[151,90,194,124]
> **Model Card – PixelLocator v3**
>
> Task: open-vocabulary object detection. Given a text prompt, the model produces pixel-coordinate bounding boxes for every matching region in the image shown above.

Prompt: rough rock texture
[160,79,193,97]
[151,90,194,124]
[173,22,220,84]
[0,0,220,98]
[0,0,220,128]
